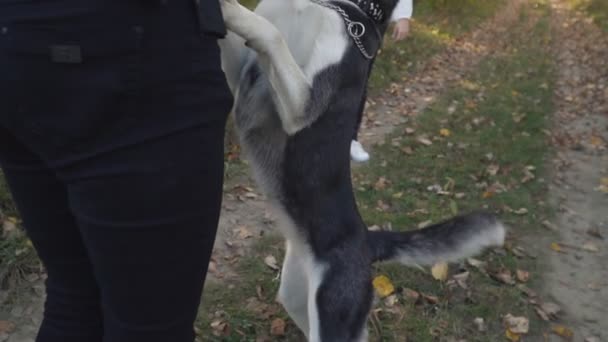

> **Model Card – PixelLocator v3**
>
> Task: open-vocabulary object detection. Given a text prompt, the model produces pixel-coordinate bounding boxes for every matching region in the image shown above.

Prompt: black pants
[352,54,378,142]
[0,2,232,341]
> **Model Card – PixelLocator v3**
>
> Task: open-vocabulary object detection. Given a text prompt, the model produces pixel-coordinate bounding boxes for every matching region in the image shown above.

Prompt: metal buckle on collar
[348,22,366,38]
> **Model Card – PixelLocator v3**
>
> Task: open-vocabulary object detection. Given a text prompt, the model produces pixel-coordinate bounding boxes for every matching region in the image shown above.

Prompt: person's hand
[392,18,410,41]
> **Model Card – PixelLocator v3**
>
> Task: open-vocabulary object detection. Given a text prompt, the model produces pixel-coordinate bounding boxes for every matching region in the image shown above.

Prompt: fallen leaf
[418,220,432,229]
[551,325,573,340]
[585,336,600,342]
[372,275,395,298]
[517,284,537,298]
[487,164,500,176]
[505,328,521,342]
[256,285,265,299]
[421,293,439,304]
[504,314,529,333]
[210,320,230,337]
[402,288,420,302]
[374,177,388,190]
[467,258,487,270]
[540,302,561,318]
[208,260,218,275]
[401,146,414,155]
[542,220,558,231]
[473,317,486,332]
[405,127,416,134]
[493,269,515,285]
[590,135,604,147]
[535,306,550,321]
[582,242,599,253]
[482,190,495,199]
[0,321,15,334]
[431,262,449,282]
[384,294,398,307]
[550,242,565,253]
[453,271,469,289]
[516,270,530,283]
[234,226,254,239]
[586,227,604,239]
[439,128,451,137]
[513,208,528,215]
[368,225,381,231]
[270,318,286,336]
[417,136,433,146]
[450,191,464,199]
[264,255,279,271]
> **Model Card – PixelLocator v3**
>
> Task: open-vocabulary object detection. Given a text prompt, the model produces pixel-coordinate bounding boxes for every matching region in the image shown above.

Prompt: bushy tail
[367,212,506,265]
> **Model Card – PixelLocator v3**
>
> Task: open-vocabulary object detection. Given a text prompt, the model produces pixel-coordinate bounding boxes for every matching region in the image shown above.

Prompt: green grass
[569,0,608,31]
[198,235,305,341]
[197,1,557,340]
[355,3,555,340]
[368,0,506,93]
[0,173,39,299]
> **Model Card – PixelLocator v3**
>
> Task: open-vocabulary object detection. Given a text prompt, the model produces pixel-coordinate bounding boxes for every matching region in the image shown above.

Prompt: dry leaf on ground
[431,262,449,282]
[550,242,565,253]
[372,275,395,298]
[264,255,279,271]
[551,325,574,340]
[0,321,15,334]
[270,318,286,336]
[473,317,486,332]
[493,269,515,285]
[582,242,599,253]
[516,269,530,283]
[504,314,529,333]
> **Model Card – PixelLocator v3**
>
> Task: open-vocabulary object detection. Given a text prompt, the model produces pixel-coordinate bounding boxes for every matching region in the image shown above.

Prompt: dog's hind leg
[277,241,310,338]
[309,260,372,342]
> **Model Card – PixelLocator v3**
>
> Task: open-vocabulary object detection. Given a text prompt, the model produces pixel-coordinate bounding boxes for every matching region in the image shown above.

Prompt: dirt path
[543,0,608,340]
[358,0,524,147]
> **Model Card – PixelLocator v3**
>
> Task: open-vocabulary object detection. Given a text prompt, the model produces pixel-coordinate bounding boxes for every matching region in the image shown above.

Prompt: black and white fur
[218,0,506,340]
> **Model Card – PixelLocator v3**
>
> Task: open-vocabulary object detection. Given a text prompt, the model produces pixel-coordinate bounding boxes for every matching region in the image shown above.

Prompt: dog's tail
[367,212,506,265]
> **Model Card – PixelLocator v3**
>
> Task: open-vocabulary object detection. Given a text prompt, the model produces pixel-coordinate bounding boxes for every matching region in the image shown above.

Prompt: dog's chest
[254,0,348,79]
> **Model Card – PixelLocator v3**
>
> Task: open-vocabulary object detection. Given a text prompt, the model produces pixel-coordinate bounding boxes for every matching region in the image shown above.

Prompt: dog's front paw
[219,0,243,26]
[221,0,239,6]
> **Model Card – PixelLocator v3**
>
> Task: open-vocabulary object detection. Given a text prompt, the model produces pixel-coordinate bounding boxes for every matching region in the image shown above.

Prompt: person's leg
[0,128,103,342]
[350,89,371,162]
[56,120,226,342]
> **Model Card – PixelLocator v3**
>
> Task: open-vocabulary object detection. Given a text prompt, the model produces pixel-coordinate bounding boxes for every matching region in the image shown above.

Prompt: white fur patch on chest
[255,0,348,82]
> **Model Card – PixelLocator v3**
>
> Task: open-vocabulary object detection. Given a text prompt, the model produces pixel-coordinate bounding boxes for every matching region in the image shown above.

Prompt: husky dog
[218,0,506,340]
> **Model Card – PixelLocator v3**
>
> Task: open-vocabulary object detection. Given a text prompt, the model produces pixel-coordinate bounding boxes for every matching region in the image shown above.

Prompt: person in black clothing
[0,1,232,341]
[350,0,413,162]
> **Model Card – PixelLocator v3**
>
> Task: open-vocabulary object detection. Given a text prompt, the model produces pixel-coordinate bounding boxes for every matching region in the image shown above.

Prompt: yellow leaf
[505,329,521,341]
[482,191,495,199]
[439,128,451,137]
[590,135,604,147]
[550,242,564,253]
[431,262,449,282]
[373,275,395,298]
[552,325,574,339]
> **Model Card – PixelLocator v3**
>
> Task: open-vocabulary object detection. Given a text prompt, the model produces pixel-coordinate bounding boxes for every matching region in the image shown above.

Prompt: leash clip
[348,22,366,38]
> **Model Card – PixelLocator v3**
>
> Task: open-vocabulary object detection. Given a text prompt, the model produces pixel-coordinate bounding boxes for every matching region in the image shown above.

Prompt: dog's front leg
[220,0,312,135]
